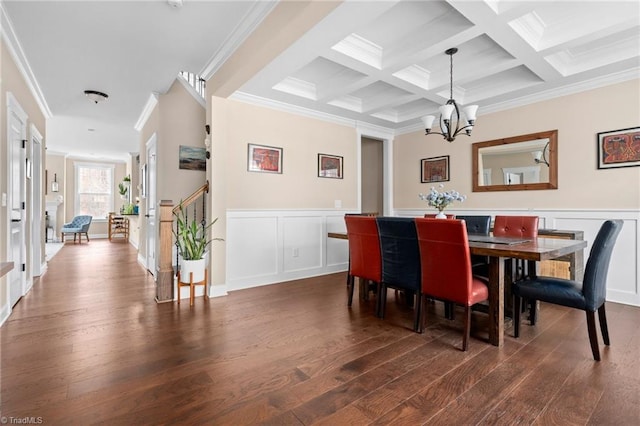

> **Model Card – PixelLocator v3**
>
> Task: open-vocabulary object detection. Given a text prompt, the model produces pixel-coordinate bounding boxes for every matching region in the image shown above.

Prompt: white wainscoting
[226,208,639,306]
[227,210,349,292]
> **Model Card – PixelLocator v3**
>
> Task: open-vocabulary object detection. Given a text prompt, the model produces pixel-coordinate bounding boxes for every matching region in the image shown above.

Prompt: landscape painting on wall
[179,145,206,171]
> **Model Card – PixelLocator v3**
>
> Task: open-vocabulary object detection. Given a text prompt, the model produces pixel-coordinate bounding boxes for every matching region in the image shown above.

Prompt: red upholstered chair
[415,218,489,351]
[424,213,456,219]
[493,215,539,239]
[344,215,382,310]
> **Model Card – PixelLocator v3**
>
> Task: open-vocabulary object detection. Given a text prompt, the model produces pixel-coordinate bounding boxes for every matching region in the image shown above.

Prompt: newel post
[156,199,174,303]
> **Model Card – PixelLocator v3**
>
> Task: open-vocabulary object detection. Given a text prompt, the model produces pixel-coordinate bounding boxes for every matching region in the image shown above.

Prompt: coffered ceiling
[236,0,640,133]
[2,1,639,160]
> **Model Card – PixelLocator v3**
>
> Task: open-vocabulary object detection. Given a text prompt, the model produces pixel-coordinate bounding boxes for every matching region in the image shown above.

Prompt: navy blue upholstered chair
[513,220,623,361]
[456,215,491,268]
[376,217,422,332]
[61,215,93,243]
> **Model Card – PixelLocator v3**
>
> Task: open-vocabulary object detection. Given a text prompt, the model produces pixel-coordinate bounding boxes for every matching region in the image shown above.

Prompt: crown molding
[134,93,159,132]
[0,3,52,119]
[199,1,277,80]
[231,91,357,128]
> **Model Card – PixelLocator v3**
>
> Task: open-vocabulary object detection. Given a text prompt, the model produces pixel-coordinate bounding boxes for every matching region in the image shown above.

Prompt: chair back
[583,220,623,310]
[376,217,421,291]
[344,215,381,282]
[64,215,92,229]
[415,218,474,305]
[493,215,539,239]
[456,215,491,235]
[78,215,93,232]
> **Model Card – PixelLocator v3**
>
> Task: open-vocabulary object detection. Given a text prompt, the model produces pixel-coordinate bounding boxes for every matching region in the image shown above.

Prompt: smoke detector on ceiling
[167,0,183,8]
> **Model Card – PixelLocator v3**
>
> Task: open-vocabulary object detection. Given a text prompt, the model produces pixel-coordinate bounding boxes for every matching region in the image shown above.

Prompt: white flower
[419,184,466,211]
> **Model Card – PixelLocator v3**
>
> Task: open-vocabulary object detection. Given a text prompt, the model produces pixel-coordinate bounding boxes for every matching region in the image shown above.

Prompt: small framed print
[248,143,283,174]
[421,155,449,183]
[318,153,343,179]
[597,127,640,169]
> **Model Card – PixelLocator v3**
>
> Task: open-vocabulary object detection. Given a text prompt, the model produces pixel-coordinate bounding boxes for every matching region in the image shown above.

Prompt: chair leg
[462,306,471,351]
[598,304,610,346]
[347,274,355,307]
[513,295,521,338]
[413,293,422,333]
[419,295,426,333]
[85,232,90,242]
[378,284,388,318]
[529,299,538,325]
[586,310,601,361]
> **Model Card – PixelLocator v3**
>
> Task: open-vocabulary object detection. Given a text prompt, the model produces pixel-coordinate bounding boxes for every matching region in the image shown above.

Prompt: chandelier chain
[449,51,454,101]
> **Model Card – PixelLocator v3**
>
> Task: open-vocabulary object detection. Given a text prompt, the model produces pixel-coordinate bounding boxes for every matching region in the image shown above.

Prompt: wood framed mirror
[472,129,558,192]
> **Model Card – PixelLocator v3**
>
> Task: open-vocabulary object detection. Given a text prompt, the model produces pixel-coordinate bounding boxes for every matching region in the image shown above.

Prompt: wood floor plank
[1,240,638,425]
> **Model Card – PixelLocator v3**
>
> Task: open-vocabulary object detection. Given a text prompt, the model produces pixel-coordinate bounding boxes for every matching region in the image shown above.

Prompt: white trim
[226,208,639,306]
[231,92,357,128]
[199,1,277,80]
[134,93,159,132]
[0,4,52,119]
[176,76,206,109]
[30,124,44,278]
[209,284,228,298]
[73,162,116,217]
[0,301,9,327]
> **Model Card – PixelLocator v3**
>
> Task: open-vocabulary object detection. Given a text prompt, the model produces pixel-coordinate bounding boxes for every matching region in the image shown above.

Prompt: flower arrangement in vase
[419,184,466,218]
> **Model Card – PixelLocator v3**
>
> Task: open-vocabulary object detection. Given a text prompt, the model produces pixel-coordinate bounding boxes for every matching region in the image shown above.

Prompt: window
[75,163,115,219]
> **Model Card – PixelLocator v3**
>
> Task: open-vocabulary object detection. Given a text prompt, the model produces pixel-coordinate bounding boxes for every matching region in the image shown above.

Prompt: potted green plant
[173,202,222,284]
[118,182,128,200]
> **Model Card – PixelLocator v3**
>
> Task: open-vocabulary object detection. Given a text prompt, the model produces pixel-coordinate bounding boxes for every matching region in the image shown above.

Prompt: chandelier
[422,48,478,142]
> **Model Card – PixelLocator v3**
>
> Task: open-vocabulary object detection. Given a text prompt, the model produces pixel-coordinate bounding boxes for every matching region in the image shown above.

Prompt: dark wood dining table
[328,231,587,347]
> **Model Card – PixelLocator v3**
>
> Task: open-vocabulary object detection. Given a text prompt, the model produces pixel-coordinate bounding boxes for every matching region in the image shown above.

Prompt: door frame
[145,133,157,276]
[6,92,28,309]
[356,124,394,216]
[30,124,44,278]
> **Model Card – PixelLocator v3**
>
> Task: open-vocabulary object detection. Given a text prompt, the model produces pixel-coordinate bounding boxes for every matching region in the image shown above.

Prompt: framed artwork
[317,153,343,179]
[597,127,640,169]
[178,145,206,171]
[248,143,283,173]
[421,155,450,183]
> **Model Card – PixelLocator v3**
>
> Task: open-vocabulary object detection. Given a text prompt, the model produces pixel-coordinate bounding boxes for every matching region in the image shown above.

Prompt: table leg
[488,256,505,347]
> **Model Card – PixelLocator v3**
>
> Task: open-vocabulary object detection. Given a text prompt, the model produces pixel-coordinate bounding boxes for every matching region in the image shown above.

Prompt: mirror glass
[472,130,558,192]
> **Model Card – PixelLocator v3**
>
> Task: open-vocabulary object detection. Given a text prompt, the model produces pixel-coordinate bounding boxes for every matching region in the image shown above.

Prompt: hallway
[1,241,639,424]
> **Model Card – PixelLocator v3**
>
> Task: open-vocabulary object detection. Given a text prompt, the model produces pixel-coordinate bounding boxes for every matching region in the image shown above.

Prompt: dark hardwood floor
[1,240,639,425]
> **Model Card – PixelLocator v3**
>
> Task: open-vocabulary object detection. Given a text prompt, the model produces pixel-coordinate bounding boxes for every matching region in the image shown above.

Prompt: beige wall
[213,97,358,210]
[157,80,207,204]
[394,79,640,210]
[1,38,46,310]
[137,79,206,263]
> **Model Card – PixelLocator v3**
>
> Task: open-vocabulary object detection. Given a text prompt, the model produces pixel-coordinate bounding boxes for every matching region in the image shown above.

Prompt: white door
[146,134,157,275]
[7,94,28,307]
[30,125,44,278]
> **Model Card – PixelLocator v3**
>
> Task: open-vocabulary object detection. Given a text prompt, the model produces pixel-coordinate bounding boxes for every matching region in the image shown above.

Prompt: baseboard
[137,254,147,269]
[209,284,228,298]
[0,301,10,327]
